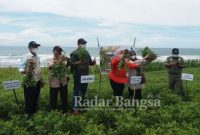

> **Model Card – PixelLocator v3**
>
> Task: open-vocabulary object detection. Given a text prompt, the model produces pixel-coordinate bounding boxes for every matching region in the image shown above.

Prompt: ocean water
[0,46,200,67]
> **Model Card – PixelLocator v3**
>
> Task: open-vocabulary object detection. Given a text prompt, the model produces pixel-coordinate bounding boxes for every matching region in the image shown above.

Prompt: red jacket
[109,57,136,84]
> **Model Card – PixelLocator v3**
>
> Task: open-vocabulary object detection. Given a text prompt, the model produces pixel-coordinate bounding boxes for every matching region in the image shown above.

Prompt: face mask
[81,44,86,48]
[172,54,178,58]
[31,48,38,54]
[131,55,136,59]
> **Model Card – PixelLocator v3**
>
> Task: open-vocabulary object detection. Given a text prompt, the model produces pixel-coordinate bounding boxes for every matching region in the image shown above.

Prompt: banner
[99,46,120,74]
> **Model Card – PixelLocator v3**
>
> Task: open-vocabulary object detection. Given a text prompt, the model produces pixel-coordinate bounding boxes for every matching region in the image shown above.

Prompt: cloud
[0,28,57,45]
[0,17,12,24]
[0,0,200,48]
[1,22,200,48]
[0,33,19,43]
[0,0,200,26]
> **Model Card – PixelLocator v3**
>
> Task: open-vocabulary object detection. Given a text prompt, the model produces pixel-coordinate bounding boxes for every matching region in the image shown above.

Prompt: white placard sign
[3,80,21,90]
[131,76,142,84]
[81,75,95,83]
[181,73,193,81]
[12,80,21,89]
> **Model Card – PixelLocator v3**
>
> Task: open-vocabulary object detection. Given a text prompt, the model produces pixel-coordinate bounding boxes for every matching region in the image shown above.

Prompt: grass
[142,59,200,72]
[0,65,200,135]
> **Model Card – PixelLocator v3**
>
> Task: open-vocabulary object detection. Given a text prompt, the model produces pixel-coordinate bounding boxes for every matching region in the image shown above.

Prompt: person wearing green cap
[165,48,185,97]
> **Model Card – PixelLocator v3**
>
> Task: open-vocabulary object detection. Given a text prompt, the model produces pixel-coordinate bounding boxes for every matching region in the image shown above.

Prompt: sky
[0,0,200,48]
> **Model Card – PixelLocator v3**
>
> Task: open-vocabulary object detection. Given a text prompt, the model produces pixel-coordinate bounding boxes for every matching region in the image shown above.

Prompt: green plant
[139,47,157,62]
[0,67,200,134]
[76,48,89,60]
[51,64,67,78]
[22,58,36,87]
[118,49,130,70]
[51,54,69,78]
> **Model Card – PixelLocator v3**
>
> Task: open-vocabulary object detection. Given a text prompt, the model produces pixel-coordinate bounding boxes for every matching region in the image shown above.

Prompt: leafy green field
[0,66,200,135]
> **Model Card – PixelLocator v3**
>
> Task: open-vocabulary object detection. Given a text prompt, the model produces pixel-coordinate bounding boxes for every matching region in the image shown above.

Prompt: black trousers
[110,79,125,96]
[50,84,68,113]
[24,81,41,115]
[128,87,142,100]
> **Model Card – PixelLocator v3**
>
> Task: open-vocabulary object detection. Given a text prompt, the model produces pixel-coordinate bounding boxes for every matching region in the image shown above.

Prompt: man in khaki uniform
[165,48,185,97]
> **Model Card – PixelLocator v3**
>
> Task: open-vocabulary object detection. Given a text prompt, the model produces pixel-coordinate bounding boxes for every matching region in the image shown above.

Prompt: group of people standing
[109,47,185,101]
[19,38,95,116]
[18,39,185,116]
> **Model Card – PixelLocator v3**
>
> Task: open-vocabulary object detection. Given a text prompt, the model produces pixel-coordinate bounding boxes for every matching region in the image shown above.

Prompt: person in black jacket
[70,38,96,114]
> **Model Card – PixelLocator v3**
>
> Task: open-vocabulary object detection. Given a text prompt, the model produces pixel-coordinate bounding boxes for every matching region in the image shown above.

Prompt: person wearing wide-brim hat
[165,48,185,97]
[48,46,70,113]
[18,41,43,116]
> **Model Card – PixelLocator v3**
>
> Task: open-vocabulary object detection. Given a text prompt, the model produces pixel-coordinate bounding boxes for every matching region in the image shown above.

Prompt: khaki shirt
[165,56,184,75]
[48,56,69,88]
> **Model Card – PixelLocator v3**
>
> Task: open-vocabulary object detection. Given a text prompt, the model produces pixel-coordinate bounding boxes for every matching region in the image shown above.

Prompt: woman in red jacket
[109,49,141,96]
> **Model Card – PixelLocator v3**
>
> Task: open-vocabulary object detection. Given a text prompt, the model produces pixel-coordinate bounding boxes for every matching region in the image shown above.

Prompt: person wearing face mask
[109,49,141,97]
[127,50,148,100]
[18,41,43,116]
[165,48,185,97]
[70,38,96,114]
[48,46,70,113]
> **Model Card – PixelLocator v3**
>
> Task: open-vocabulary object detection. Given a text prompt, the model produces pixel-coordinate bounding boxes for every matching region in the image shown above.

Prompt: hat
[28,41,41,48]
[78,38,87,44]
[172,48,179,54]
[53,46,63,52]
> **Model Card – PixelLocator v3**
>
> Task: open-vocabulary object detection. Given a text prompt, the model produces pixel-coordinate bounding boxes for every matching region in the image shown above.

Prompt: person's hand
[75,60,82,65]
[22,70,32,75]
[170,62,177,66]
[48,65,53,70]
[118,54,124,59]
[29,59,36,65]
[144,54,149,60]
[64,57,70,61]
[92,57,96,65]
[21,70,26,74]
[124,58,130,64]
[176,62,185,68]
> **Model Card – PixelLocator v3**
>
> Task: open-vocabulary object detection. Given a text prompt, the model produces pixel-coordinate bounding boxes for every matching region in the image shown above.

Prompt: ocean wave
[0,54,199,67]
